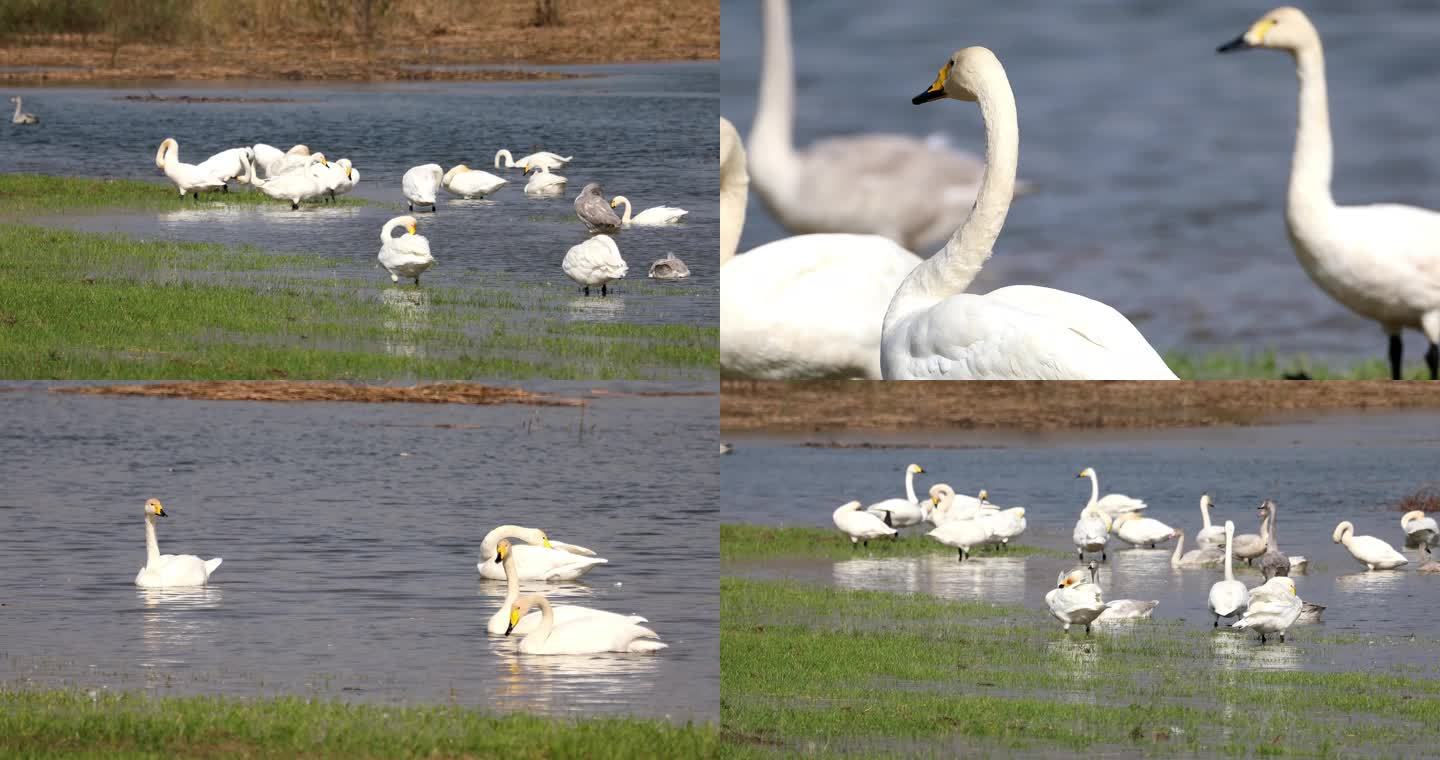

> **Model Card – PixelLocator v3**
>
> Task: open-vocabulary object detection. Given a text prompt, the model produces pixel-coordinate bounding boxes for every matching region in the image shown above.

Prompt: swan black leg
[601,283,609,297]
[881,511,893,528]
[1077,548,1084,561]
[222,184,229,193]
[958,548,964,562]
[583,286,590,296]
[1427,343,1438,380]
[291,201,299,210]
[1259,633,1267,645]
[1390,334,1404,380]
[414,276,420,286]
[1213,616,1219,628]
[408,202,414,212]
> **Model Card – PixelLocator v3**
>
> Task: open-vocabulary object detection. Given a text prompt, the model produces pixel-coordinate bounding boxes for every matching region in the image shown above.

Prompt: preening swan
[196,147,254,186]
[506,594,665,654]
[441,164,506,199]
[1421,545,1440,573]
[1208,521,1248,628]
[1219,6,1440,380]
[1332,520,1408,570]
[486,539,643,636]
[495,149,573,171]
[244,154,326,210]
[523,164,567,195]
[927,483,983,526]
[927,517,990,561]
[1072,505,1111,562]
[378,215,434,286]
[323,158,359,201]
[865,463,928,529]
[1112,513,1179,549]
[1232,576,1302,644]
[718,118,923,379]
[648,253,690,280]
[1402,510,1438,548]
[833,500,896,547]
[1195,494,1225,548]
[402,163,443,213]
[562,234,627,296]
[1170,530,1224,569]
[1045,569,1106,635]
[610,196,688,226]
[154,138,228,199]
[134,498,222,588]
[879,48,1176,380]
[10,96,37,124]
[575,183,622,233]
[1089,564,1157,623]
[977,502,1026,549]
[476,525,605,581]
[1076,467,1147,518]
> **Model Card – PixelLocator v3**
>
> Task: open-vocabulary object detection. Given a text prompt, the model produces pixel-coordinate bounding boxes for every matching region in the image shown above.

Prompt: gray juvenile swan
[574,183,621,234]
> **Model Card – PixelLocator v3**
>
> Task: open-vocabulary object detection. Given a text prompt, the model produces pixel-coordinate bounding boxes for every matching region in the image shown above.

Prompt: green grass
[720,523,1067,562]
[0,689,716,759]
[1165,349,1423,380]
[0,173,368,212]
[0,224,717,380]
[721,577,1440,758]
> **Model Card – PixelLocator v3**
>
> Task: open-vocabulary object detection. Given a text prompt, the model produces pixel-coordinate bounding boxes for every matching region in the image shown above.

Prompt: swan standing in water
[1257,500,1293,580]
[562,234,627,296]
[154,138,228,199]
[323,158,359,201]
[486,540,643,636]
[926,483,984,526]
[402,164,443,213]
[1402,510,1438,549]
[1208,521,1249,628]
[1089,563,1158,623]
[523,164,567,195]
[1045,569,1107,635]
[880,48,1176,380]
[9,96,37,124]
[495,149,572,171]
[610,196,688,226]
[1219,7,1440,380]
[506,594,665,654]
[441,164,506,199]
[647,253,690,280]
[1195,494,1225,548]
[719,118,923,380]
[928,510,992,562]
[1170,529,1224,569]
[477,525,605,581]
[574,183,622,233]
[1076,467,1148,518]
[1233,576,1302,644]
[377,215,434,285]
[1332,520,1408,570]
[243,154,327,210]
[833,500,896,547]
[865,463,927,530]
[134,498,222,588]
[1072,505,1111,562]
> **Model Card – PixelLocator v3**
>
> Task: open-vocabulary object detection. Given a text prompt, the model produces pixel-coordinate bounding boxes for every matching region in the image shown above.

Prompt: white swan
[833,500,896,547]
[402,163,443,213]
[648,253,690,280]
[251,143,286,177]
[1208,521,1249,627]
[927,483,983,526]
[243,154,327,210]
[749,0,992,250]
[269,144,319,176]
[506,594,664,654]
[927,515,991,562]
[719,118,922,380]
[323,158,359,200]
[477,525,605,581]
[154,138,227,199]
[1332,520,1408,570]
[442,164,506,199]
[1171,530,1224,569]
[1076,467,1148,518]
[134,498,222,588]
[10,95,37,124]
[1044,569,1106,635]
[495,149,573,171]
[1233,576,1302,644]
[523,164,567,195]
[1088,563,1157,622]
[563,234,626,296]
[486,539,643,636]
[1219,6,1440,380]
[879,48,1176,380]
[977,503,1026,549]
[610,196,688,226]
[1112,513,1179,549]
[377,215,434,285]
[865,463,927,529]
[1072,505,1111,562]
[195,147,254,186]
[1195,494,1225,547]
[1402,510,1438,548]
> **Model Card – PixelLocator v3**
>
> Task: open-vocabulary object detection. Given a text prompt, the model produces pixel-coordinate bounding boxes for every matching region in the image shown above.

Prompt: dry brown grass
[54,381,585,406]
[1394,485,1440,514]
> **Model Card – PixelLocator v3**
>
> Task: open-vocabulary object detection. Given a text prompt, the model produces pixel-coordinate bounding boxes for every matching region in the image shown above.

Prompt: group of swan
[9,95,37,124]
[152,138,358,208]
[830,463,1025,560]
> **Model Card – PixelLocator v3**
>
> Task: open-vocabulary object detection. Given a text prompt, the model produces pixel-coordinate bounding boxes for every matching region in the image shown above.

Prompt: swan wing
[531,618,663,654]
[478,545,607,580]
[549,540,597,557]
[1095,494,1148,513]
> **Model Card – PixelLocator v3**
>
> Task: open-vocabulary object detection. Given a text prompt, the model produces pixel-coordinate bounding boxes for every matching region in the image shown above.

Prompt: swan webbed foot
[1390,333,1404,380]
[1426,343,1438,380]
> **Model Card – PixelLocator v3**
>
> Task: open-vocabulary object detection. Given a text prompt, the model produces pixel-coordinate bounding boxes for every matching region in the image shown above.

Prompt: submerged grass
[0,688,715,759]
[0,224,716,380]
[0,173,368,212]
[720,523,1066,562]
[721,577,1440,758]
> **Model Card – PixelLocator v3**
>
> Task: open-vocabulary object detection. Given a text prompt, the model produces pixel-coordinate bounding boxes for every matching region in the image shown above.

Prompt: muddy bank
[55,381,583,406]
[720,380,1440,432]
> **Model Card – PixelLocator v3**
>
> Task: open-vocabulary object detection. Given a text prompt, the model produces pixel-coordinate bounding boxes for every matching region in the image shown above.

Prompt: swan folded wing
[541,618,664,654]
[548,540,597,557]
[1333,204,1440,296]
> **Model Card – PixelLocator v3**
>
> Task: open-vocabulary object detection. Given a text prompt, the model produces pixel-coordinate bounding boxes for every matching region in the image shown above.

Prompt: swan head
[505,594,544,636]
[912,46,1004,106]
[1332,521,1353,543]
[494,538,513,564]
[392,215,418,235]
[144,498,167,518]
[1200,493,1214,510]
[609,195,628,209]
[1076,467,1095,480]
[1269,577,1297,596]
[976,489,988,502]
[1257,499,1275,518]
[1057,569,1086,589]
[309,152,328,168]
[928,483,954,506]
[1217,7,1318,55]
[905,464,925,476]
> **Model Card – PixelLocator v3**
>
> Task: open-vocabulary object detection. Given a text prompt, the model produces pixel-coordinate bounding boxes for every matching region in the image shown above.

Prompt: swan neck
[533,596,555,639]
[752,0,797,165]
[1223,527,1234,581]
[503,554,519,606]
[1287,44,1335,218]
[904,470,917,504]
[144,514,161,567]
[1200,499,1212,529]
[381,217,401,243]
[720,125,750,266]
[1171,532,1184,565]
[495,150,513,168]
[13,99,21,119]
[617,197,633,225]
[1088,475,1099,509]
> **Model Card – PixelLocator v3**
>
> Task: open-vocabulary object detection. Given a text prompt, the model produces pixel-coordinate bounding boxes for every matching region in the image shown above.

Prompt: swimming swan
[562,234,627,296]
[505,593,665,654]
[865,463,928,529]
[1076,467,1148,518]
[486,539,643,636]
[1402,510,1438,549]
[402,164,443,213]
[647,253,690,280]
[523,164,567,196]
[833,500,896,547]
[1171,529,1224,569]
[1208,521,1249,627]
[477,525,605,581]
[1233,576,1302,643]
[134,498,222,588]
[718,118,923,380]
[10,96,37,124]
[1045,569,1106,635]
[1112,513,1179,548]
[879,48,1176,380]
[1195,494,1225,547]
[610,196,688,226]
[1219,6,1440,379]
[495,149,573,171]
[1332,520,1408,570]
[378,215,434,285]
[441,164,506,199]
[154,138,228,199]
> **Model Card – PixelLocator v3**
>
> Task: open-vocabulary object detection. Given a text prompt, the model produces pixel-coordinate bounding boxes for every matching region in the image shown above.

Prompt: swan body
[1095,596,1157,622]
[648,253,690,280]
[134,498,222,588]
[1233,576,1302,643]
[402,164,443,212]
[477,525,605,581]
[10,96,37,124]
[1257,500,1291,580]
[1170,530,1224,568]
[1113,513,1179,548]
[325,158,359,200]
[1297,601,1326,621]
[269,144,318,176]
[978,505,1026,547]
[378,215,434,285]
[244,155,327,209]
[879,48,1174,380]
[506,594,665,654]
[1045,569,1106,634]
[251,143,286,176]
[1219,7,1440,380]
[486,540,642,635]
[495,149,572,171]
[1195,494,1225,547]
[610,196,688,226]
[1209,521,1249,627]
[865,464,928,529]
[196,147,255,185]
[523,164,567,195]
[575,183,622,233]
[1072,505,1111,562]
[154,138,228,199]
[1402,510,1438,548]
[833,500,896,546]
[1332,520,1408,570]
[442,164,506,198]
[562,234,627,296]
[1077,468,1148,518]
[928,517,992,562]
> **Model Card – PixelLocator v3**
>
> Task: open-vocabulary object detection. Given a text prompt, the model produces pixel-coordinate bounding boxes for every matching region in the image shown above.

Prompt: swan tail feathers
[204,557,223,576]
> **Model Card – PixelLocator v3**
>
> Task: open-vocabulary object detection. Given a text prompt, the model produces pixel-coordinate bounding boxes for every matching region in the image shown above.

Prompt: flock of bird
[143,133,691,293]
[722,3,1440,380]
[832,464,1440,644]
[133,498,667,655]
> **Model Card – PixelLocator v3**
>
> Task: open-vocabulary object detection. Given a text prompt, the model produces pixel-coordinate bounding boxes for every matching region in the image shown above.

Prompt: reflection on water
[562,294,628,322]
[380,288,431,358]
[485,648,663,715]
[1044,639,1100,701]
[829,554,1029,605]
[138,587,225,668]
[1209,633,1303,672]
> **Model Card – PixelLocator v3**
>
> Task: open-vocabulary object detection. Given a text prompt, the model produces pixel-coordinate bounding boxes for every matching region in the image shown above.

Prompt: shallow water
[1,63,717,327]
[721,0,1440,362]
[723,411,1440,670]
[0,383,718,721]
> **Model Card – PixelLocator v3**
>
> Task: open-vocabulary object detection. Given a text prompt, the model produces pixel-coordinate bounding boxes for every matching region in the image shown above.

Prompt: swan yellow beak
[1218,18,1274,52]
[931,496,940,506]
[505,607,520,635]
[912,61,950,105]
[346,168,353,179]
[916,467,924,474]
[406,223,416,234]
[542,537,553,549]
[156,505,167,517]
[978,489,988,501]
[609,199,619,208]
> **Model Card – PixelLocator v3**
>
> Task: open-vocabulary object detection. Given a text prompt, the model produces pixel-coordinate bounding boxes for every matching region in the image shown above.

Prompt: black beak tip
[493,554,503,564]
[912,89,943,106]
[1217,36,1247,53]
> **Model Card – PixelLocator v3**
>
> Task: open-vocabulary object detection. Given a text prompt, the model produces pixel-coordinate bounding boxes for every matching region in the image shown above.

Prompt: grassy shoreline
[0,174,369,213]
[720,523,1065,562]
[0,689,716,758]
